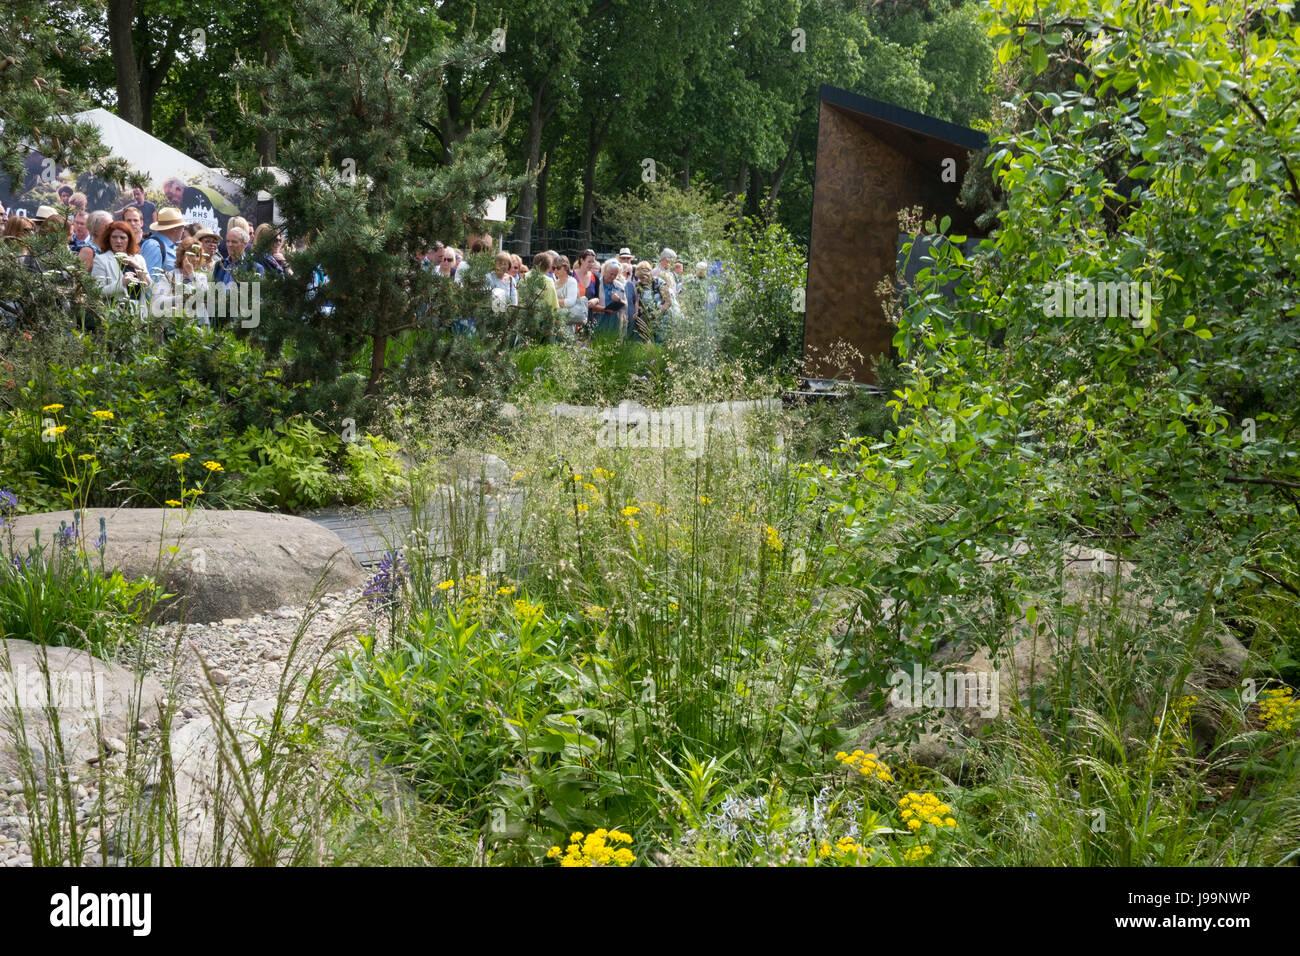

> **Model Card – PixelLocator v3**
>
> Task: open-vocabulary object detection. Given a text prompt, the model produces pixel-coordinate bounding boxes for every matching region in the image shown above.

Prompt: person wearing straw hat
[141,206,190,282]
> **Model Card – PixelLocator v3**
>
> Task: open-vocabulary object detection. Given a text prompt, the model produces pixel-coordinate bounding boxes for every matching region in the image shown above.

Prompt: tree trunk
[511,80,549,254]
[367,331,387,395]
[108,0,144,129]
[580,110,614,247]
[536,154,549,249]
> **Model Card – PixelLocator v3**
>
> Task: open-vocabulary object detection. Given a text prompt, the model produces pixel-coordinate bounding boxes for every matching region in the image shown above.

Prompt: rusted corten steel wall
[803,86,987,383]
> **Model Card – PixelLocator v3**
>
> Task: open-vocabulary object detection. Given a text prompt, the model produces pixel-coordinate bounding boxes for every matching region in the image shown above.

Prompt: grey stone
[0,641,165,790]
[7,509,367,624]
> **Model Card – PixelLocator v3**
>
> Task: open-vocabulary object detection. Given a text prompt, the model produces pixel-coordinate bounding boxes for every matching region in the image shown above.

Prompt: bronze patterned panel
[803,100,979,383]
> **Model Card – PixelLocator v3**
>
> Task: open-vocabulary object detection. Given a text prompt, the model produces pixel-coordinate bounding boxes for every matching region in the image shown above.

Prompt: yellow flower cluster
[583,604,607,619]
[620,505,640,517]
[698,495,711,505]
[903,844,933,862]
[546,829,635,867]
[591,467,613,481]
[42,403,64,412]
[836,750,895,783]
[1259,687,1300,733]
[170,452,190,463]
[818,836,873,861]
[513,598,544,621]
[92,409,114,420]
[1158,694,1197,726]
[763,524,783,552]
[898,792,957,831]
[203,460,223,472]
[41,425,68,437]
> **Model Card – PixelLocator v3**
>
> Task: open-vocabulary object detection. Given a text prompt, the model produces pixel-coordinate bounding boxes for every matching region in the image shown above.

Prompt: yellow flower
[546,846,562,859]
[170,452,190,463]
[1259,687,1300,733]
[907,818,922,831]
[513,598,543,620]
[437,580,455,590]
[620,505,640,516]
[42,403,64,412]
[203,460,223,472]
[763,524,783,552]
[904,845,933,862]
[41,425,68,437]
[571,474,583,482]
[165,499,183,507]
[91,409,114,420]
[78,454,96,462]
[496,585,516,595]
[591,467,613,480]
[698,495,711,505]
[512,471,527,481]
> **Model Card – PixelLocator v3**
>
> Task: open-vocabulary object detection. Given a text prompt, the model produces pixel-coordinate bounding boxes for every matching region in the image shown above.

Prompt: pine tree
[235,0,538,421]
[1,0,135,339]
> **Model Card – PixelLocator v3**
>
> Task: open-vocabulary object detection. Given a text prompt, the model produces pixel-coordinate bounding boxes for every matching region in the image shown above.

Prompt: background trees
[35,0,994,248]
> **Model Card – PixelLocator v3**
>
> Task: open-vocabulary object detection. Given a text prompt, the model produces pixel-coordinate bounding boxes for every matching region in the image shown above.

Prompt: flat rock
[0,640,166,789]
[8,509,367,623]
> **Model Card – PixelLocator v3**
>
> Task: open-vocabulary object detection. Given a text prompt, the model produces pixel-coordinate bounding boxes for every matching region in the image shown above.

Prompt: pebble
[208,669,230,686]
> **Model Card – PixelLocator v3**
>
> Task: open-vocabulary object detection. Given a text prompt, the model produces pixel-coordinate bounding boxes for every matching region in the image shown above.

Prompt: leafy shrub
[227,417,340,512]
[3,325,297,509]
[342,434,407,506]
[715,218,807,374]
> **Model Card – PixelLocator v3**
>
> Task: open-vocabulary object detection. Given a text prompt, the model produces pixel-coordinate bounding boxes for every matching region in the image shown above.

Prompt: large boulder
[0,640,166,791]
[7,509,366,623]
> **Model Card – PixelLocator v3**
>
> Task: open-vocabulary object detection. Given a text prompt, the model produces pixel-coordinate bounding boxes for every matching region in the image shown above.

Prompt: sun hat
[33,205,58,222]
[618,247,632,258]
[193,227,220,242]
[153,207,190,230]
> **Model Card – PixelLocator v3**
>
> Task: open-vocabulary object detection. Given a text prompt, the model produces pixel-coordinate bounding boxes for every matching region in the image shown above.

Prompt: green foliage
[2,325,297,509]
[0,515,158,656]
[715,218,807,374]
[336,411,849,854]
[227,417,340,512]
[598,178,738,263]
[342,433,407,507]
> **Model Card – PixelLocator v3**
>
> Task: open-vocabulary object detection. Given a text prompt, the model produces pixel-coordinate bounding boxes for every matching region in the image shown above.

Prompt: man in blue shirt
[140,207,189,281]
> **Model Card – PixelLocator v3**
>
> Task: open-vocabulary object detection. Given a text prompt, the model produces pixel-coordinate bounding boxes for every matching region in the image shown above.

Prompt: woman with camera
[90,220,152,309]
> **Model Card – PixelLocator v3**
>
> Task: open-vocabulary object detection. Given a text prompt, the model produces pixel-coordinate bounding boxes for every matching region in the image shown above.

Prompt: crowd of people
[424,240,712,343]
[1,194,289,326]
[3,190,711,341]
